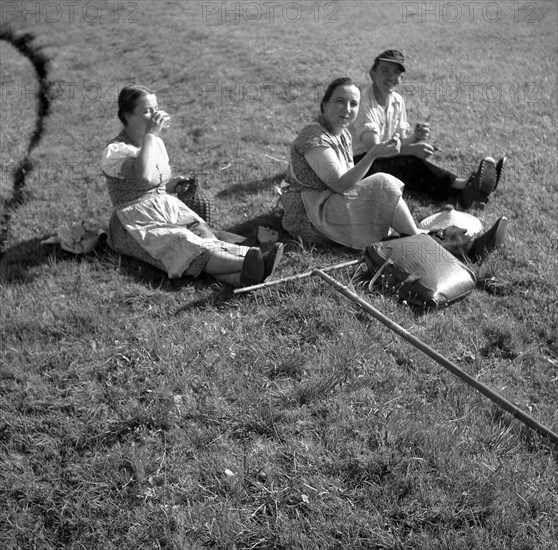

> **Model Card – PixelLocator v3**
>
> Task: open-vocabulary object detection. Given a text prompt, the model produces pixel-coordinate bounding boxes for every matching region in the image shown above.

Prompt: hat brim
[418,210,483,237]
[376,58,406,72]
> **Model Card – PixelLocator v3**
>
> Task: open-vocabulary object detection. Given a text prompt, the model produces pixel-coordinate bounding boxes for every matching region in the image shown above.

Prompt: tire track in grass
[0,25,51,252]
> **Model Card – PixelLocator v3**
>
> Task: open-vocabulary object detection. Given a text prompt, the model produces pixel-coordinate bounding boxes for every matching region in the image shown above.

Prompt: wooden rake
[233,258,364,294]
[236,258,558,446]
[314,268,558,446]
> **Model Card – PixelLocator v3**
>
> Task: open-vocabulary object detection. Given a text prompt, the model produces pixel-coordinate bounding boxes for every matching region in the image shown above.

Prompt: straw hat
[418,205,483,237]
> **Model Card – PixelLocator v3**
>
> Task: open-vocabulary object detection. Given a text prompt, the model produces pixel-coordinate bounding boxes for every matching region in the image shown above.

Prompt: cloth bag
[41,220,105,254]
[363,233,476,308]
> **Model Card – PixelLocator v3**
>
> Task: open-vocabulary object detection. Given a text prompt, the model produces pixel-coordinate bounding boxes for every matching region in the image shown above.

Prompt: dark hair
[117,84,155,126]
[320,77,360,114]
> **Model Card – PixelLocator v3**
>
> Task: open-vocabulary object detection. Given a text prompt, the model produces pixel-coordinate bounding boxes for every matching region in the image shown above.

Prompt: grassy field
[1,1,557,548]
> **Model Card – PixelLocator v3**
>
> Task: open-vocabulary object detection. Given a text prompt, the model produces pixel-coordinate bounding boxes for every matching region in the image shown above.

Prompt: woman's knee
[360,172,404,194]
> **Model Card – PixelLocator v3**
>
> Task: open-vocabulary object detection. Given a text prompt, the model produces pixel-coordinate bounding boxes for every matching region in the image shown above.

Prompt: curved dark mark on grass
[0,25,51,252]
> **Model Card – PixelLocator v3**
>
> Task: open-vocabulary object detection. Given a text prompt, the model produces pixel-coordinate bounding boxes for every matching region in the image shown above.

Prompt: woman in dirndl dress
[101,84,282,287]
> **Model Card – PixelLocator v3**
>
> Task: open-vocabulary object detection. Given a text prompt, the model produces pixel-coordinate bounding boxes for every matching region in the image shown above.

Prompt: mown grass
[1,1,557,548]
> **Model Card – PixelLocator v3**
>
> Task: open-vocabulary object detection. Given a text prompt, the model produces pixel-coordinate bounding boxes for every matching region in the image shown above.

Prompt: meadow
[1,1,557,548]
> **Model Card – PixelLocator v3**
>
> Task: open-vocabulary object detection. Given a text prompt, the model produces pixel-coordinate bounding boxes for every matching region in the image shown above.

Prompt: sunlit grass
[1,1,557,549]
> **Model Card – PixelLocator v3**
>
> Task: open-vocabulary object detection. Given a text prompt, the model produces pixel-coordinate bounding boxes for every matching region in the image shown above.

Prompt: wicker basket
[177,178,214,226]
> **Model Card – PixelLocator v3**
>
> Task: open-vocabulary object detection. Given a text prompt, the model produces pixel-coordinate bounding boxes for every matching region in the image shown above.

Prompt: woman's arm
[358,128,381,151]
[119,134,162,185]
[120,111,170,185]
[304,138,401,194]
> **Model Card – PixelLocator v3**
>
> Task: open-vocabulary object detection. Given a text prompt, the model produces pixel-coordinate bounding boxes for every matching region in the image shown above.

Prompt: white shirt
[350,85,410,157]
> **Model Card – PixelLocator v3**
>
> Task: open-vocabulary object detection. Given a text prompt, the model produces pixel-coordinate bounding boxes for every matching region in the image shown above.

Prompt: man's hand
[404,142,436,159]
[414,123,430,141]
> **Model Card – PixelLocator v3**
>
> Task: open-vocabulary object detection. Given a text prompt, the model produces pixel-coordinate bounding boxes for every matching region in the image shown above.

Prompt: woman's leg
[391,197,429,236]
[204,250,245,275]
[203,243,284,287]
[212,272,243,286]
[202,251,244,286]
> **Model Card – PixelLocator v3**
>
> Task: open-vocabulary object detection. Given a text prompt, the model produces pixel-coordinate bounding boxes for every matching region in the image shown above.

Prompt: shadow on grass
[224,209,287,247]
[403,188,464,221]
[215,172,286,199]
[0,214,285,310]
[0,207,363,311]
[0,236,219,295]
[0,236,62,284]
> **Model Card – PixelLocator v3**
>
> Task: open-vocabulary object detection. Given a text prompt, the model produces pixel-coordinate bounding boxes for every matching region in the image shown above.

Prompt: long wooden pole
[233,259,363,294]
[313,269,558,446]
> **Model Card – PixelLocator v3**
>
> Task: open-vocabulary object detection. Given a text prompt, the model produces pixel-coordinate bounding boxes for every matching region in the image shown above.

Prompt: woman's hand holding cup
[146,110,171,136]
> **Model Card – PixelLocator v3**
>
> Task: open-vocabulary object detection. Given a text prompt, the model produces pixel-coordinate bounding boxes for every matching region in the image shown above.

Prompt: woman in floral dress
[280,77,507,262]
[281,77,425,249]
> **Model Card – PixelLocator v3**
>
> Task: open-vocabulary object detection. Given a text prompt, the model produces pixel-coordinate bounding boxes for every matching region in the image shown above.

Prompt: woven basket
[177,178,214,226]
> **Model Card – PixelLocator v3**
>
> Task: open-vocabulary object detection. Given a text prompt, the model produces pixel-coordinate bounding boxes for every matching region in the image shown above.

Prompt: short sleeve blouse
[287,116,354,191]
[101,131,171,208]
[102,141,141,179]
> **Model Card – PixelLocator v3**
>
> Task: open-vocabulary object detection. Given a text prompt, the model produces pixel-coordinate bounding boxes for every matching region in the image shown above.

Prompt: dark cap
[374,49,406,72]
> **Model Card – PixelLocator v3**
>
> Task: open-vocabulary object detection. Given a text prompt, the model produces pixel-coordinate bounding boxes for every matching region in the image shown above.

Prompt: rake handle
[313,269,558,446]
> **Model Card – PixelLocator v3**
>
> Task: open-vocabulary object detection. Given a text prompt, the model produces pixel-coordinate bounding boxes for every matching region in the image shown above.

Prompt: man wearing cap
[350,49,505,209]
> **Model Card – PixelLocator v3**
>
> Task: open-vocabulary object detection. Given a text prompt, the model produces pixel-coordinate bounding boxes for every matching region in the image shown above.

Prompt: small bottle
[414,122,430,141]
